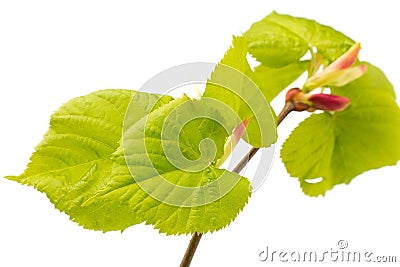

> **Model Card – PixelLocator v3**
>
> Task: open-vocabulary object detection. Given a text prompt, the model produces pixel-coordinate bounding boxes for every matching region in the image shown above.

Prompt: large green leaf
[281,63,400,196]
[7,89,251,234]
[6,90,174,231]
[203,36,277,148]
[244,11,354,68]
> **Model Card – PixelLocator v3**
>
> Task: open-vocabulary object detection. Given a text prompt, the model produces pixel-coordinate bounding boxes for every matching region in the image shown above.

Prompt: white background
[1,1,399,266]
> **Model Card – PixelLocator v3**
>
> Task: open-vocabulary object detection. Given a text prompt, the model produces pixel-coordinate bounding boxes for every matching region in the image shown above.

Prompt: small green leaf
[281,63,400,196]
[244,11,354,68]
[253,61,308,102]
[203,36,277,148]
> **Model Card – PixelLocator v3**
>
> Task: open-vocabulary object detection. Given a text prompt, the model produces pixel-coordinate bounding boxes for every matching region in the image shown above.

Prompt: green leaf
[109,96,252,234]
[244,11,354,68]
[7,88,251,234]
[203,36,277,148]
[253,61,308,102]
[281,63,400,196]
[6,89,174,231]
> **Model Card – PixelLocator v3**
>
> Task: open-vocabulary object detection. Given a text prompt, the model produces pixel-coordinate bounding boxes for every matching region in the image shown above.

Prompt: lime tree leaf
[203,36,277,148]
[253,61,308,102]
[244,11,355,68]
[281,63,400,196]
[6,87,251,234]
[103,97,252,234]
[6,89,173,231]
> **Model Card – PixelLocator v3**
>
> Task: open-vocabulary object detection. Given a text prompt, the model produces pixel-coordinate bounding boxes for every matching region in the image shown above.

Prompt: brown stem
[179,232,202,267]
[277,101,296,125]
[179,100,295,267]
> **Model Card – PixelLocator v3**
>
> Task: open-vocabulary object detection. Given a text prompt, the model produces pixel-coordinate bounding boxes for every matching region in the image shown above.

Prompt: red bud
[285,88,351,113]
[285,88,301,102]
[308,94,351,112]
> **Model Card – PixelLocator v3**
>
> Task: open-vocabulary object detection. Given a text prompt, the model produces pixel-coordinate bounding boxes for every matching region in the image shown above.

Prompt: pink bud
[285,88,301,102]
[285,88,311,111]
[215,118,251,167]
[308,94,351,112]
[304,43,366,90]
[231,117,251,148]
[327,43,361,71]
[285,88,351,113]
[327,64,367,87]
